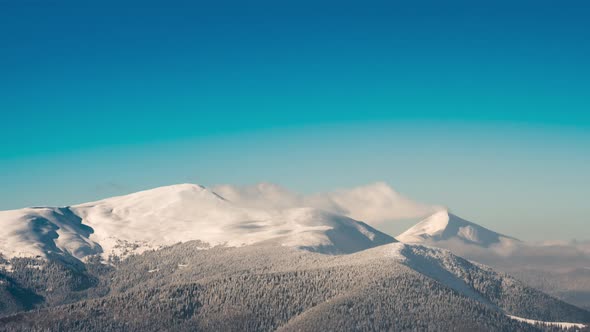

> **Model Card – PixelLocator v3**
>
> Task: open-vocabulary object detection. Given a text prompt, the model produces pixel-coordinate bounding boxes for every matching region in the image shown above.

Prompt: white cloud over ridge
[212,182,443,226]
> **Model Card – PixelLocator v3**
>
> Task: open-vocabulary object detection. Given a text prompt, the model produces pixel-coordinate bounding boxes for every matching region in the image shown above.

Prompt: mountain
[397,210,520,248]
[1,241,589,331]
[1,184,589,331]
[0,184,395,262]
[398,210,590,312]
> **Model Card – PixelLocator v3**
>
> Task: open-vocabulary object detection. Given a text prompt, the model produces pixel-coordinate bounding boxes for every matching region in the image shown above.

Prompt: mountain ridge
[1,241,588,331]
[1,183,589,331]
[0,183,396,261]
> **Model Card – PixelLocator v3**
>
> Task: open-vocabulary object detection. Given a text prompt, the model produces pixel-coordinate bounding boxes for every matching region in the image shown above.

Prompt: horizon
[1,1,589,242]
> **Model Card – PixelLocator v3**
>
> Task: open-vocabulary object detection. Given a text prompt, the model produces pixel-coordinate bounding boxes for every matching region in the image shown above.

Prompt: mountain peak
[397,210,519,248]
[109,183,210,198]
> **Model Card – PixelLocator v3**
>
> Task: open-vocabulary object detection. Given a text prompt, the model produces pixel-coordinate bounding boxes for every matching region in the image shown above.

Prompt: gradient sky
[1,0,589,241]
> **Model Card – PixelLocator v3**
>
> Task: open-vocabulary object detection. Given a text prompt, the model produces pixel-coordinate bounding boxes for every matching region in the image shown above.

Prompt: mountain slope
[397,210,590,313]
[1,242,588,331]
[397,210,519,248]
[0,184,395,261]
[2,183,589,331]
[0,207,102,260]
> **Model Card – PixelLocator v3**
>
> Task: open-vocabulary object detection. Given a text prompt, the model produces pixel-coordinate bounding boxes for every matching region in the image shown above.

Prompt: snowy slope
[508,315,587,329]
[0,184,395,261]
[397,210,519,248]
[0,207,102,260]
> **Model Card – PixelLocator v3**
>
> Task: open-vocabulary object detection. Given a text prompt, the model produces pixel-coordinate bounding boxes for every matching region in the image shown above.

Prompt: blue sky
[1,1,589,241]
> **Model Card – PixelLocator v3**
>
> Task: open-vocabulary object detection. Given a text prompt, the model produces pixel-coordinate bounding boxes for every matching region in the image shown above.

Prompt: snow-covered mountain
[397,210,520,248]
[1,183,589,330]
[397,209,590,312]
[0,184,395,261]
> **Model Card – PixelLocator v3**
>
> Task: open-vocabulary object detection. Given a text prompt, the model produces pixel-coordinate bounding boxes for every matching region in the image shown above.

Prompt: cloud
[212,181,443,225]
[423,238,590,272]
[212,183,305,210]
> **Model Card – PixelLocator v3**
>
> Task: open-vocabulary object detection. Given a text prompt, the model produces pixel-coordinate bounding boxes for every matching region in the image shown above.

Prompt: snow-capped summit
[397,210,519,248]
[0,183,395,261]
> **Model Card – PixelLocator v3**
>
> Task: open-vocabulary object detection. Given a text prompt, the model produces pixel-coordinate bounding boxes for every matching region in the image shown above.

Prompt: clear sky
[1,0,589,241]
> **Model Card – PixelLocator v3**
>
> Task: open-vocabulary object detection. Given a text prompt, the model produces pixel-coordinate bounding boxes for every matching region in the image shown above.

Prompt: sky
[1,0,589,241]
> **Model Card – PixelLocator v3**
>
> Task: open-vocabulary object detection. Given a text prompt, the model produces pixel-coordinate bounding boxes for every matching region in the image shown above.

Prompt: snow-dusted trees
[0,241,588,331]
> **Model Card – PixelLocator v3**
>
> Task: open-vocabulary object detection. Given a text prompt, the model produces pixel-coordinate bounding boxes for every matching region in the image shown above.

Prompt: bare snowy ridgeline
[0,183,414,262]
[1,241,589,331]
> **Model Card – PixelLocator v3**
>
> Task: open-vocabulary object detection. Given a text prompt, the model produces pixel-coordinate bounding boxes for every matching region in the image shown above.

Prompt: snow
[508,314,587,329]
[370,242,406,260]
[0,207,102,260]
[397,210,450,243]
[0,262,13,272]
[397,210,519,248]
[0,183,395,261]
